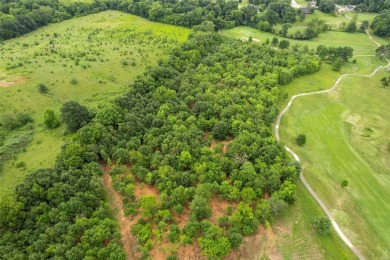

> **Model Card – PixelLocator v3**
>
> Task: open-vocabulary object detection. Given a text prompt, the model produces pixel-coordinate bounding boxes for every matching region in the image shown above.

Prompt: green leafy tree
[212,121,229,140]
[227,231,242,249]
[341,180,348,187]
[190,195,211,220]
[37,83,49,93]
[271,37,279,46]
[313,216,331,235]
[295,134,306,146]
[61,101,91,132]
[345,20,357,32]
[380,77,389,88]
[376,44,390,60]
[277,181,296,204]
[43,109,60,129]
[318,0,336,13]
[278,40,290,49]
[332,58,342,71]
[359,20,369,31]
[141,195,158,218]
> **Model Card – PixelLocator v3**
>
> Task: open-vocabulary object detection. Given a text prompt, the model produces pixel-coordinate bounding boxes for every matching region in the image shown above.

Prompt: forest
[2,0,390,41]
[0,29,327,258]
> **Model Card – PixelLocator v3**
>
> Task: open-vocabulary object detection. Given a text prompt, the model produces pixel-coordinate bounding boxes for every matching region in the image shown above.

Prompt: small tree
[61,101,91,132]
[344,21,357,32]
[271,37,279,46]
[359,20,369,31]
[296,134,306,146]
[37,83,49,93]
[332,58,342,71]
[43,109,60,129]
[380,77,389,88]
[212,121,229,140]
[279,40,290,49]
[341,180,348,187]
[313,216,331,235]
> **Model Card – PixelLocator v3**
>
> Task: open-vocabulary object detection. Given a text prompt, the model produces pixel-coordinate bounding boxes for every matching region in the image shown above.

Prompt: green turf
[221,26,383,55]
[279,68,390,258]
[0,10,190,199]
[276,182,357,259]
[342,12,379,22]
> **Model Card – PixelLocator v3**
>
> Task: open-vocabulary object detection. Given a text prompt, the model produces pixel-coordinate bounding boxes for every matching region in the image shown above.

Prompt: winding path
[274,30,390,260]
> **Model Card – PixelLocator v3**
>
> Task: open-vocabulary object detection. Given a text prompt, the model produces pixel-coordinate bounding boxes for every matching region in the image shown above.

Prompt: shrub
[227,231,242,249]
[70,78,78,85]
[37,83,49,93]
[43,110,60,129]
[341,180,348,187]
[313,216,331,235]
[295,134,306,146]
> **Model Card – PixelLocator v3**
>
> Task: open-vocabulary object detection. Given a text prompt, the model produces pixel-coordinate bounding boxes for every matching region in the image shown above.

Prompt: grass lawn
[221,26,383,55]
[342,12,379,22]
[276,182,357,259]
[278,66,390,258]
[0,10,190,199]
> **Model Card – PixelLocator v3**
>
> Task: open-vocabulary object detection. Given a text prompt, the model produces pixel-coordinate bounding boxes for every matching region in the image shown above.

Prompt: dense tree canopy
[0,31,321,258]
[370,10,390,37]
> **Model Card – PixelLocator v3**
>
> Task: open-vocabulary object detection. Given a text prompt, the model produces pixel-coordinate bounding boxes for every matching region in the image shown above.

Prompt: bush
[332,58,342,72]
[16,113,33,126]
[341,180,348,187]
[295,134,306,146]
[70,78,78,85]
[313,216,331,235]
[43,110,60,129]
[227,231,242,249]
[37,83,49,93]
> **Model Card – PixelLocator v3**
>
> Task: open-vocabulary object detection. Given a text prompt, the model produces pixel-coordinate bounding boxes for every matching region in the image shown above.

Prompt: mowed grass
[343,11,379,22]
[276,182,357,260]
[0,10,190,199]
[222,26,384,55]
[279,69,390,258]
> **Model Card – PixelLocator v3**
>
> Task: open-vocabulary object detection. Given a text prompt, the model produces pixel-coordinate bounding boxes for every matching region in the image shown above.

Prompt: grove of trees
[0,31,325,258]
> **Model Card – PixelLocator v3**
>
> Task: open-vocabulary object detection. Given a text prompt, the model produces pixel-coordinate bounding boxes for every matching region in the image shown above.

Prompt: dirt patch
[177,242,205,260]
[210,137,234,154]
[174,205,190,229]
[227,226,282,260]
[0,76,27,87]
[209,195,235,224]
[102,165,139,259]
[134,180,160,198]
[150,242,177,260]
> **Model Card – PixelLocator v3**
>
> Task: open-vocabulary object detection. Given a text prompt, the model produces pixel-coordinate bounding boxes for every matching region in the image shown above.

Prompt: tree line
[4,0,384,42]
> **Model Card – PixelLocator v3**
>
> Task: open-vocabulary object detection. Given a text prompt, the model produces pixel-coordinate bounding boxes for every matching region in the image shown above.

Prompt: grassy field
[279,71,390,258]
[266,28,390,257]
[0,10,191,199]
[221,26,386,54]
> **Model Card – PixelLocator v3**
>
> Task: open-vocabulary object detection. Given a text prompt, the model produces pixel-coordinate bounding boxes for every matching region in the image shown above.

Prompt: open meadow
[0,10,190,199]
